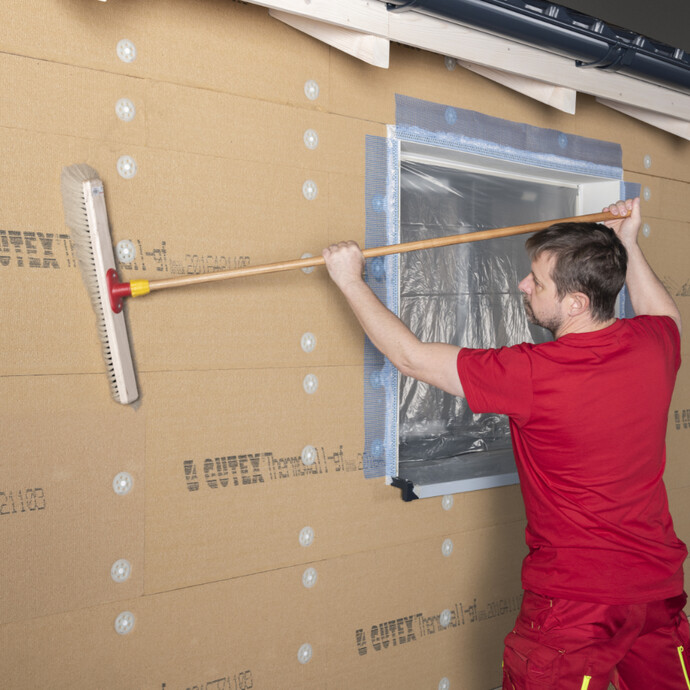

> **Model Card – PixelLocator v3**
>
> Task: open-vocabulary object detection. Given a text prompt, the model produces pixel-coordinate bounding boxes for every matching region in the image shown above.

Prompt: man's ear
[567,292,590,317]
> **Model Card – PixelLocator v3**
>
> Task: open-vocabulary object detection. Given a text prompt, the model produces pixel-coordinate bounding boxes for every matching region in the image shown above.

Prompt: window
[361,99,635,500]
[393,142,620,498]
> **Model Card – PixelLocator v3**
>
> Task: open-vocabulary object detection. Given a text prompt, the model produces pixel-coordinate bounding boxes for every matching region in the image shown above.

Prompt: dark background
[560,0,690,52]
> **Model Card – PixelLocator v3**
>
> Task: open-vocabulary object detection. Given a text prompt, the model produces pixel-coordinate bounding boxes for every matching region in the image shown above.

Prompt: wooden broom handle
[147,209,625,292]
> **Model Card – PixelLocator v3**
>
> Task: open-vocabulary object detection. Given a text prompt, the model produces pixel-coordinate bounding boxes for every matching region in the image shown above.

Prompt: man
[322,198,689,689]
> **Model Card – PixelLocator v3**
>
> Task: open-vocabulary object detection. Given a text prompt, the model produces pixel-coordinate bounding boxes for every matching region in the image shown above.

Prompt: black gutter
[386,0,690,94]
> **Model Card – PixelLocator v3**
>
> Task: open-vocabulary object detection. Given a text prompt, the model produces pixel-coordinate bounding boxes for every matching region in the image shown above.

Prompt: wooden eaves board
[246,0,690,139]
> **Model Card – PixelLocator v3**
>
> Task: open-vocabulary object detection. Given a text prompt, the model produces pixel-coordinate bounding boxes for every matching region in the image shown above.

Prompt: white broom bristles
[61,164,139,404]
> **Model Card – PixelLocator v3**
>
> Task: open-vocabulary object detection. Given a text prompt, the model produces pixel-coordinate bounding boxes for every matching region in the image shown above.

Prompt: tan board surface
[0,526,526,689]
[2,0,689,686]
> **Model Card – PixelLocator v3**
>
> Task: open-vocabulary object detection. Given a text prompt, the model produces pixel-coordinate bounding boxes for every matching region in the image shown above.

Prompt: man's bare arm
[604,198,682,333]
[322,241,464,397]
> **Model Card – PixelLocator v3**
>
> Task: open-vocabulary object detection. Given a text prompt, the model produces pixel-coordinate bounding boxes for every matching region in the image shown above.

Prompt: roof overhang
[244,0,690,140]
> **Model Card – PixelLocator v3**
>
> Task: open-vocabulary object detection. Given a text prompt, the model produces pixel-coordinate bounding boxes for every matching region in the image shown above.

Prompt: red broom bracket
[107,269,132,314]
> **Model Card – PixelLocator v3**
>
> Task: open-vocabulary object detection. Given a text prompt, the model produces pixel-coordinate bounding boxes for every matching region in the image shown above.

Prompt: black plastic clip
[386,0,421,12]
[391,476,419,502]
[576,41,635,71]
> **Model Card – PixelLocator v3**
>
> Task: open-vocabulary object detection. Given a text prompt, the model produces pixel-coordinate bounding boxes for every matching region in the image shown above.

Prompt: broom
[61,163,628,405]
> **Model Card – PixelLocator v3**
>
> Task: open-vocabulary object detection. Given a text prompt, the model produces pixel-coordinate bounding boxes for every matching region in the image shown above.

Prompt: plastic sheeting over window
[397,160,576,483]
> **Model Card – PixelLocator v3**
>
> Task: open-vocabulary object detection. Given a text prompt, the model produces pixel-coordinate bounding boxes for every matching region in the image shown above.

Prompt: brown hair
[525,222,628,322]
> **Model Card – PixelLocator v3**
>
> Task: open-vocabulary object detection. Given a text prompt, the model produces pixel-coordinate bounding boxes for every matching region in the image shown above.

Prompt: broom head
[60,164,139,404]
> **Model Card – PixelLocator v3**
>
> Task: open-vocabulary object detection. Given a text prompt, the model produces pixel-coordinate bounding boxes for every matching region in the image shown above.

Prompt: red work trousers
[502,590,690,689]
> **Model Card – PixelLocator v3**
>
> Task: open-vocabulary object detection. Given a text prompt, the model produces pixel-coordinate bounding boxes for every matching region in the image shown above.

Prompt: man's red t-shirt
[457,315,686,604]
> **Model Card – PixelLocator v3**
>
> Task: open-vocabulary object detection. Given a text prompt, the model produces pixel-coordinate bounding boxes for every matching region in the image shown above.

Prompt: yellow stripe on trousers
[679,646,690,689]
[578,646,689,689]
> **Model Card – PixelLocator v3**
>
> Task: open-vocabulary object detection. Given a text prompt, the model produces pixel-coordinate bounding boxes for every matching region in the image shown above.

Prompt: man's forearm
[340,278,421,375]
[323,241,464,396]
[623,241,681,330]
[339,278,464,397]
